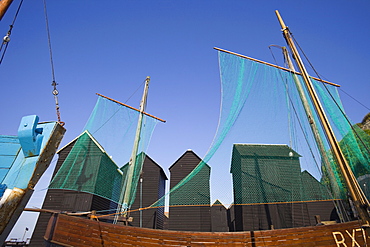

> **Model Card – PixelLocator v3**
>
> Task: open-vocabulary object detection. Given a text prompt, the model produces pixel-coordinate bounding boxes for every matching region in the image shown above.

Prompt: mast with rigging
[281,46,345,221]
[115,76,151,223]
[275,9,370,227]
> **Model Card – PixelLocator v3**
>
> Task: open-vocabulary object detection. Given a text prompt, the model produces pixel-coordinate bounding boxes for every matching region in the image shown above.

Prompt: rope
[268,44,346,222]
[43,0,64,126]
[339,88,370,112]
[124,78,147,104]
[0,0,24,65]
[292,34,370,156]
[268,44,294,148]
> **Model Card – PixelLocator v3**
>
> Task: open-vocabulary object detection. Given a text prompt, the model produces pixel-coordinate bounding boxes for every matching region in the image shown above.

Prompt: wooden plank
[213,47,340,87]
[253,221,366,246]
[46,214,368,247]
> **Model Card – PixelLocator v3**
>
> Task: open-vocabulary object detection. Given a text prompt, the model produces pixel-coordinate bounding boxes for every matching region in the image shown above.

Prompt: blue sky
[1,0,369,240]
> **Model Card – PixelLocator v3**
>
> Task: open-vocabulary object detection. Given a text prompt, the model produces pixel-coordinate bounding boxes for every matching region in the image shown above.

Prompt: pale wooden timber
[44,213,369,247]
[275,10,370,227]
[0,0,13,20]
[96,93,166,123]
[213,47,340,87]
[116,76,151,220]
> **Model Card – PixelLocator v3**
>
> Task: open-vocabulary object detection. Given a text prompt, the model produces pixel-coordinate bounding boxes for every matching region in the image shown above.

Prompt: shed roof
[169,149,210,170]
[233,144,301,158]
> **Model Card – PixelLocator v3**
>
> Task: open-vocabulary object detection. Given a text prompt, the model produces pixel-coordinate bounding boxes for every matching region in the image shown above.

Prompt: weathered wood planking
[45,214,368,246]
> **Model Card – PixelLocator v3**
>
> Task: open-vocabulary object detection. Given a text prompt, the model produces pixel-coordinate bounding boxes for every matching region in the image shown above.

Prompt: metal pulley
[3,35,10,43]
[51,81,64,126]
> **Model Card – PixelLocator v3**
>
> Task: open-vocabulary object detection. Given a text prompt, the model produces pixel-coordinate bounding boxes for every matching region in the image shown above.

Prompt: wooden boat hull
[45,213,368,246]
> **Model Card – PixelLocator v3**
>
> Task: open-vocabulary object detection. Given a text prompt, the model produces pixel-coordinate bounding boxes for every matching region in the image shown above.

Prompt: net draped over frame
[49,96,159,208]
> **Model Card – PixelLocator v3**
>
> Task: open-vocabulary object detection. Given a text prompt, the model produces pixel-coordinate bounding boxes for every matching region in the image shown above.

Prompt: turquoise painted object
[0,115,57,191]
[17,115,43,158]
[0,114,64,242]
[0,136,20,185]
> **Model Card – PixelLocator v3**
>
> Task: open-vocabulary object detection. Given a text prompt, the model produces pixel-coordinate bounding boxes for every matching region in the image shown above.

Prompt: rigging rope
[291,33,370,156]
[339,88,370,112]
[124,78,147,104]
[269,44,294,148]
[268,45,346,222]
[43,0,64,126]
[0,0,23,65]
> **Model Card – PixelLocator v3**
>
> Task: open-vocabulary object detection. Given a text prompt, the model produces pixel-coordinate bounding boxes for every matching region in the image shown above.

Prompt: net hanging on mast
[49,94,160,206]
[149,50,369,212]
[48,50,370,225]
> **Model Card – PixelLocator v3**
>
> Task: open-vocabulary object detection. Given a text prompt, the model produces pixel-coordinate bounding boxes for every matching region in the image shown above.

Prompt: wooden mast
[275,10,370,226]
[115,76,151,223]
[0,0,13,21]
[282,47,345,221]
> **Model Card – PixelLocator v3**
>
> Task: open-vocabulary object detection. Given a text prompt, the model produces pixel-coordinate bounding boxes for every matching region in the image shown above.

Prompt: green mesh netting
[231,144,331,205]
[48,51,370,221]
[312,79,370,198]
[49,95,159,207]
[150,50,369,211]
[49,131,122,202]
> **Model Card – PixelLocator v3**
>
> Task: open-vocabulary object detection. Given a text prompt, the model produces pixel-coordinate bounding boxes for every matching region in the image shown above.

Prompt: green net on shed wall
[231,144,331,205]
[49,131,122,202]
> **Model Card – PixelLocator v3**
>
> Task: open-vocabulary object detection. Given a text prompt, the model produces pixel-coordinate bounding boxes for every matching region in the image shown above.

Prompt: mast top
[275,10,288,31]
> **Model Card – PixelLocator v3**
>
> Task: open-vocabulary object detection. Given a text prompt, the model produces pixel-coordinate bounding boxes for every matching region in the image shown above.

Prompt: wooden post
[0,0,13,21]
[115,77,151,222]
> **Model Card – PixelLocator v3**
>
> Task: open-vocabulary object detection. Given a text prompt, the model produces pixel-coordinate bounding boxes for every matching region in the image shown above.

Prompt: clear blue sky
[1,0,369,240]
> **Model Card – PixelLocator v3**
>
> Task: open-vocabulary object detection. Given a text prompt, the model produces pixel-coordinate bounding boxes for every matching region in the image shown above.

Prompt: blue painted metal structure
[0,115,65,243]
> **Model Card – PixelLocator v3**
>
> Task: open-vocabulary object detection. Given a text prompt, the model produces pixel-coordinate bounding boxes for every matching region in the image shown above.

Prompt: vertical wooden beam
[0,0,14,21]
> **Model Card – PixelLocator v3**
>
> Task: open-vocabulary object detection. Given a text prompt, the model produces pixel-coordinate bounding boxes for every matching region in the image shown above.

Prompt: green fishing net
[150,50,369,212]
[49,95,159,207]
[49,51,369,220]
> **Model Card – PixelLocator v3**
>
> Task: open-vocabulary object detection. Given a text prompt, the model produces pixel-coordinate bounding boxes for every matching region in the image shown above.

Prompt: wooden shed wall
[235,200,339,231]
[29,140,75,247]
[211,204,229,232]
[30,143,167,246]
[168,150,211,231]
[128,155,167,229]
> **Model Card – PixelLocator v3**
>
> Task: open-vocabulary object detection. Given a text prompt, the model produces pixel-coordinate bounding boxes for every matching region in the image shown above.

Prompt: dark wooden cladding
[235,200,339,231]
[168,150,211,231]
[45,213,369,246]
[129,155,167,229]
[29,139,77,247]
[231,144,341,231]
[211,202,229,232]
[169,150,203,189]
